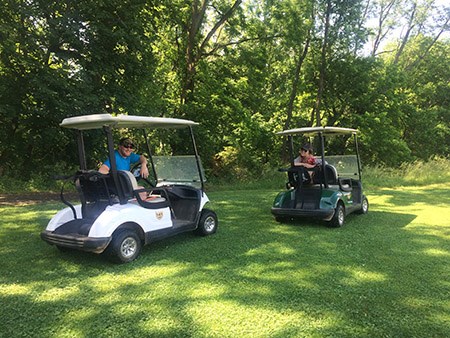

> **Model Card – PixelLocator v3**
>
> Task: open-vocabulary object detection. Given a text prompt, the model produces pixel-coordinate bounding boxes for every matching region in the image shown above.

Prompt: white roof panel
[277,126,358,136]
[60,114,198,130]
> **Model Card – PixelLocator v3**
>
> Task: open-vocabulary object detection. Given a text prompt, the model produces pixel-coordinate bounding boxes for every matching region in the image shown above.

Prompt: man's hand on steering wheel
[140,163,149,178]
[131,163,155,187]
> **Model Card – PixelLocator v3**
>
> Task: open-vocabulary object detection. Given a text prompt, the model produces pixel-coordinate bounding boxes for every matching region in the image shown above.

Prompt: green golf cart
[271,126,369,227]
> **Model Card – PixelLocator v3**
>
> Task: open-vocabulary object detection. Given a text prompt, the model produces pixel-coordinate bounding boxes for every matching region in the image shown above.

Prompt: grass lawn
[0,183,449,337]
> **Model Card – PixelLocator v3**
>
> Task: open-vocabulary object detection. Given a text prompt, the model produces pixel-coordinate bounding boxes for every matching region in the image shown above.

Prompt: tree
[0,0,158,177]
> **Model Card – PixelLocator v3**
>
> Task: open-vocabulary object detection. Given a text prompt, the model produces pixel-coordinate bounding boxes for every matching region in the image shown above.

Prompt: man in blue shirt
[99,137,149,179]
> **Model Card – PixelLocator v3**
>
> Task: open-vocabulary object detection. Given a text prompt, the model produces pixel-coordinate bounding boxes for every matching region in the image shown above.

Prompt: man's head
[300,143,313,155]
[118,137,135,157]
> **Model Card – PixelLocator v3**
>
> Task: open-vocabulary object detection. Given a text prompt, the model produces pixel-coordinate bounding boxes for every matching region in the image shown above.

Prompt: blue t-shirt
[103,150,141,171]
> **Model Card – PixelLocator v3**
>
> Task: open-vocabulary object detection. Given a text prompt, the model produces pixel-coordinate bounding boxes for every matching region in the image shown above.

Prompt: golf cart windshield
[153,155,206,188]
[324,155,359,179]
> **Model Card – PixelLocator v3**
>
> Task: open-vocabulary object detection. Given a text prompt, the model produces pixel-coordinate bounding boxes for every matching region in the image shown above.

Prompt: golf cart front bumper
[271,207,334,221]
[41,231,110,253]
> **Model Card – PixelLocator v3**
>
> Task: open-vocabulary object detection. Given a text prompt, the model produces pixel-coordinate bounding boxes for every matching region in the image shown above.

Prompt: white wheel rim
[204,216,216,232]
[363,200,368,212]
[338,208,344,225]
[121,237,137,259]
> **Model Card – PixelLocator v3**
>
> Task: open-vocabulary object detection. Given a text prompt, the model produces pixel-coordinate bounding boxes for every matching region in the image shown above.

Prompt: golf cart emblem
[155,211,164,220]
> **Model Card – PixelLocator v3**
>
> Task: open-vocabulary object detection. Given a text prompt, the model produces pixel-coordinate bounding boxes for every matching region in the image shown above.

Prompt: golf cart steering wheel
[131,163,155,187]
[287,166,311,186]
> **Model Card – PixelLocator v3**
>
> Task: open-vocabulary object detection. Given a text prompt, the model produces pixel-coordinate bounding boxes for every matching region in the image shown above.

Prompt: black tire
[56,245,73,253]
[275,216,287,223]
[195,209,218,236]
[106,229,142,263]
[356,196,369,214]
[330,202,345,227]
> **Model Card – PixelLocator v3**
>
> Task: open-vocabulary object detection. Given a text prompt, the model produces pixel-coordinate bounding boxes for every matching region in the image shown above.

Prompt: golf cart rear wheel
[107,229,142,263]
[195,209,218,236]
[356,196,369,214]
[330,202,345,227]
[275,216,288,223]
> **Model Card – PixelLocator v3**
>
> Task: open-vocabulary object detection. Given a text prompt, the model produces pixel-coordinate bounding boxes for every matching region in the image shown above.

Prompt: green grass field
[1,180,449,337]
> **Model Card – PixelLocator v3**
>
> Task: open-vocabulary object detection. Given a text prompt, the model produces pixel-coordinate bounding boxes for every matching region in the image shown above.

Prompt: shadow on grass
[0,189,449,337]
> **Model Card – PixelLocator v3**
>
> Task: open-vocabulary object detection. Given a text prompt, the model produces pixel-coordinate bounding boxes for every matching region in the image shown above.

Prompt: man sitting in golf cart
[98,137,149,200]
[98,137,149,178]
[294,143,317,183]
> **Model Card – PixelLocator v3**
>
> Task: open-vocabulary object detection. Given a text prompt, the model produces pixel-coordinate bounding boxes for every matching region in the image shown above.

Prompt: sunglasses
[122,144,135,149]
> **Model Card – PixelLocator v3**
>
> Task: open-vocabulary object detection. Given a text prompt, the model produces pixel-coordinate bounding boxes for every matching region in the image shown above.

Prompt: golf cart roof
[60,113,198,130]
[277,126,358,136]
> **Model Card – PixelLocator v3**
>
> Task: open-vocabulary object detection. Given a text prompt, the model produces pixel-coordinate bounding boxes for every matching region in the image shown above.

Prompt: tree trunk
[284,34,311,131]
[311,0,332,127]
[393,2,417,64]
[180,0,208,107]
[180,0,242,107]
[406,15,450,71]
[282,34,311,161]
[371,0,397,57]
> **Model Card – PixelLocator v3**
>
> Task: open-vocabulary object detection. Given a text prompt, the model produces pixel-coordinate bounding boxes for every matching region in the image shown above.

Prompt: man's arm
[139,155,149,178]
[98,164,110,174]
[301,162,316,169]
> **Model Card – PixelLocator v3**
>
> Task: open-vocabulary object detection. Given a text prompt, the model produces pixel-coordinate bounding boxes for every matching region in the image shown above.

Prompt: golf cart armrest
[338,178,353,192]
[133,188,170,209]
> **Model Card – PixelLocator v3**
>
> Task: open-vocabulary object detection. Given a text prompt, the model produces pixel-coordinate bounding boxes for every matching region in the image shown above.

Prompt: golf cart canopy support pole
[189,126,205,192]
[77,130,87,170]
[142,129,158,183]
[318,132,328,188]
[103,126,126,204]
[288,135,295,166]
[354,133,362,180]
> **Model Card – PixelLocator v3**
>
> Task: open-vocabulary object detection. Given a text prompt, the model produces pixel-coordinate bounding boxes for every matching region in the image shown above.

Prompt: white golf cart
[41,114,218,263]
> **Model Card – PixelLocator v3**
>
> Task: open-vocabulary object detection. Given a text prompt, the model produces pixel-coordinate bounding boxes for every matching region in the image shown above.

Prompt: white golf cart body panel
[47,204,173,237]
[47,190,209,238]
[47,205,83,231]
[88,203,172,238]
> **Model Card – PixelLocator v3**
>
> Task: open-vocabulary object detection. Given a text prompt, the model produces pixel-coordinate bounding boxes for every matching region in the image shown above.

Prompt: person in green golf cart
[294,143,317,183]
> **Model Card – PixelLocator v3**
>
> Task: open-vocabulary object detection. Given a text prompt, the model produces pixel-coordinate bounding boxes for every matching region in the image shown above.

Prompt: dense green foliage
[0,0,449,181]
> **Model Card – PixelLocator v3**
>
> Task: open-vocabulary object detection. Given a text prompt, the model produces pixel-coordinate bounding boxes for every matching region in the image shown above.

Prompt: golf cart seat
[116,170,139,199]
[117,171,169,209]
[313,164,338,185]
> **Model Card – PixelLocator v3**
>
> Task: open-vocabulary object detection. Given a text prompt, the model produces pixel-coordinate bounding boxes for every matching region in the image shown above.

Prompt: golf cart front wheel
[330,203,345,227]
[107,229,142,263]
[195,209,218,236]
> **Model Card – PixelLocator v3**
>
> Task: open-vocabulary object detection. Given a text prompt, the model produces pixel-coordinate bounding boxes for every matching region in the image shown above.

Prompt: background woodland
[0,0,449,182]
